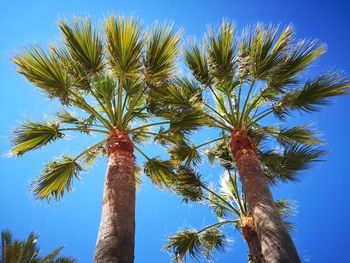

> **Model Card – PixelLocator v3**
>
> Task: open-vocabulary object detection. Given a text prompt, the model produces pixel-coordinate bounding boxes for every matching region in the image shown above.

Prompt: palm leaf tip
[184,42,211,86]
[31,156,83,201]
[145,23,182,85]
[105,15,144,78]
[59,17,104,73]
[143,158,176,189]
[11,121,64,157]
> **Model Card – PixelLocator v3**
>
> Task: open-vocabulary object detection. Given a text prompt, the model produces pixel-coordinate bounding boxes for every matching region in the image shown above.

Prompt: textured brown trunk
[94,129,135,263]
[241,216,265,263]
[230,129,300,263]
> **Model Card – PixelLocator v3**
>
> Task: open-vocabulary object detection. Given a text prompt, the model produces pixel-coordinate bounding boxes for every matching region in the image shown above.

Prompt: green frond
[169,108,208,133]
[256,125,322,146]
[31,156,83,201]
[260,144,325,184]
[164,227,228,262]
[59,18,104,73]
[207,20,236,83]
[153,127,188,146]
[145,23,182,85]
[238,24,294,81]
[143,158,176,189]
[168,141,201,165]
[57,111,96,134]
[278,71,350,113]
[173,166,204,202]
[12,47,71,103]
[164,229,201,262]
[184,42,211,86]
[200,228,228,259]
[269,39,326,88]
[92,74,117,101]
[105,16,144,78]
[11,121,64,156]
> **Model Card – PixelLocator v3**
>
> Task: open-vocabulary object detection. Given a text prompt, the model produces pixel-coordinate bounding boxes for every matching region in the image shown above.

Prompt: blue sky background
[1,0,350,262]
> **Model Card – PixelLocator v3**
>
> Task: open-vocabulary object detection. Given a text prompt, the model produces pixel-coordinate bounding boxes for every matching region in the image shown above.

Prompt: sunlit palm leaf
[105,16,144,78]
[11,121,64,156]
[32,156,83,201]
[207,21,236,83]
[172,166,204,202]
[260,144,325,184]
[145,23,181,85]
[12,47,71,103]
[59,18,104,73]
[184,43,211,86]
[143,158,176,189]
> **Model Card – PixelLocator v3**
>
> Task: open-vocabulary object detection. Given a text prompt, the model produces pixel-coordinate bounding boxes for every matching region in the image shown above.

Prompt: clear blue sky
[1,0,350,262]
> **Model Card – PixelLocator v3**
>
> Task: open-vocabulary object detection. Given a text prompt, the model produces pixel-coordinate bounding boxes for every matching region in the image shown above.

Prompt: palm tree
[1,230,75,263]
[164,167,295,263]
[10,16,199,262]
[161,122,323,263]
[152,21,350,262]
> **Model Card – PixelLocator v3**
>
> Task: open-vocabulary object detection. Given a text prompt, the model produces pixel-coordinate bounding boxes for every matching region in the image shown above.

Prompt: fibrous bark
[230,129,300,263]
[94,129,135,263]
[241,216,265,263]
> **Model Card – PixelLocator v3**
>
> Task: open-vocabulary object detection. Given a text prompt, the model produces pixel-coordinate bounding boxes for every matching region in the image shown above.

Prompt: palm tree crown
[10,16,194,200]
[1,230,75,263]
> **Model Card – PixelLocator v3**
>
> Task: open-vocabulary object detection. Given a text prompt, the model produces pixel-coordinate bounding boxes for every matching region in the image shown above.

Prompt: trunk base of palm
[230,129,300,263]
[241,216,266,263]
[94,129,135,263]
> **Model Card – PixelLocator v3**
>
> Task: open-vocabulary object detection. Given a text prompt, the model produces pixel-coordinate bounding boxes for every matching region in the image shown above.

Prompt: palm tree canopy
[1,230,75,263]
[150,21,347,185]
[10,16,204,201]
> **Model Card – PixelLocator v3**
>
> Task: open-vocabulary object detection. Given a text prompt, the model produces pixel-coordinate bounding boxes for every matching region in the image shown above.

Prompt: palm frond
[31,156,83,201]
[169,107,208,133]
[173,166,204,203]
[145,23,182,85]
[59,18,104,73]
[57,111,96,134]
[207,20,236,83]
[105,16,144,78]
[255,125,322,146]
[184,42,211,86]
[12,47,71,103]
[11,121,64,156]
[277,71,350,114]
[260,144,325,184]
[143,158,176,189]
[269,39,326,88]
[164,227,228,262]
[164,229,201,262]
[168,141,201,166]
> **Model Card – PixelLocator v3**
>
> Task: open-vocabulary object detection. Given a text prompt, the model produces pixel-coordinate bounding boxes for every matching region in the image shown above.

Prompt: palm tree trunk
[94,129,135,263]
[230,129,300,263]
[241,216,265,263]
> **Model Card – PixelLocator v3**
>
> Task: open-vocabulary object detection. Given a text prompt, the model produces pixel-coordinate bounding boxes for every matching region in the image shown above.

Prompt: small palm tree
[164,167,295,263]
[10,16,196,262]
[1,230,75,263]
[152,21,349,262]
